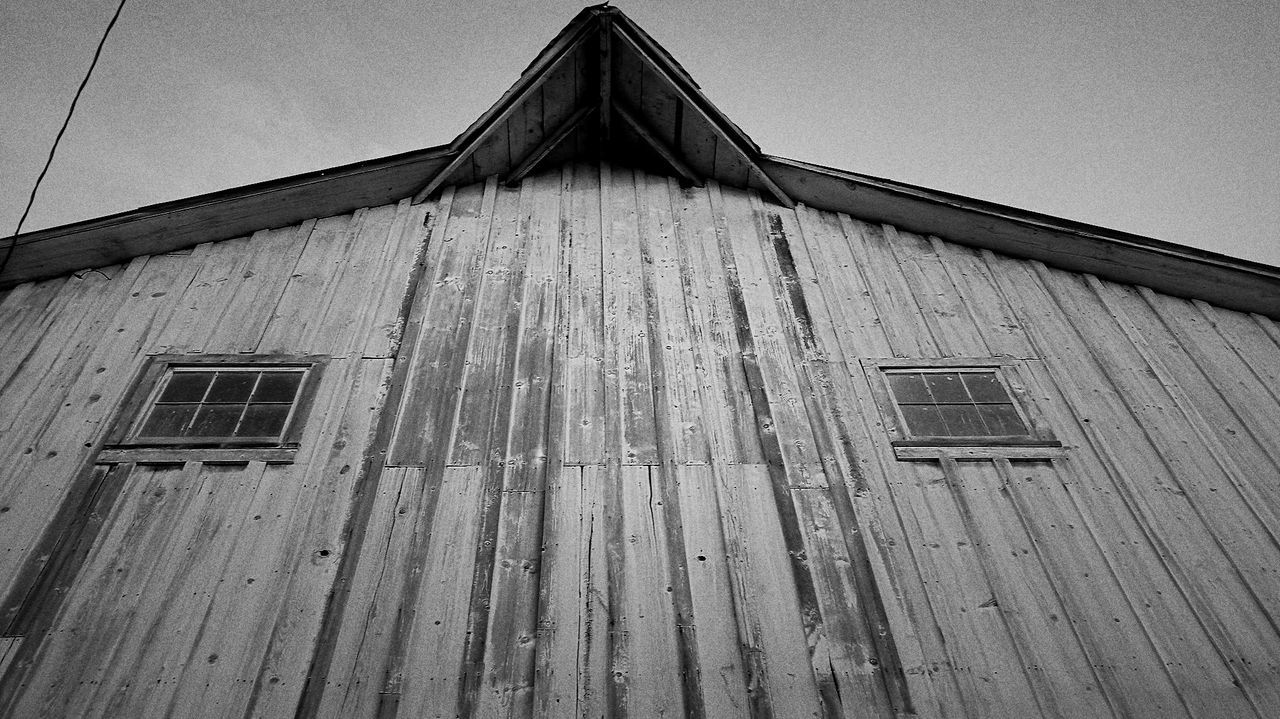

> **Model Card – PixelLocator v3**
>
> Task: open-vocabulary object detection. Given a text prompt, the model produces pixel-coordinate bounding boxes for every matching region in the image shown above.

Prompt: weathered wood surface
[2,162,1280,718]
[0,199,427,718]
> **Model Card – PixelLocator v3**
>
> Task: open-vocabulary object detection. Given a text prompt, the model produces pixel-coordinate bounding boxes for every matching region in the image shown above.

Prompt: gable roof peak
[409,5,793,206]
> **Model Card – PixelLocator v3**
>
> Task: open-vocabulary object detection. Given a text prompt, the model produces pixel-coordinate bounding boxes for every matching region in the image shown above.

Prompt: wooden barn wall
[1,161,1279,719]
[306,165,1280,719]
[0,199,428,717]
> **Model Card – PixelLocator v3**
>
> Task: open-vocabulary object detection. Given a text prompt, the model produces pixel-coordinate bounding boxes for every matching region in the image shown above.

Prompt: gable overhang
[3,5,1278,320]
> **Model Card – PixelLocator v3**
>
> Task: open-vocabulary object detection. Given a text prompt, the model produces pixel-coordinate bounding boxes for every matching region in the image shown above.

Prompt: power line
[0,0,129,282]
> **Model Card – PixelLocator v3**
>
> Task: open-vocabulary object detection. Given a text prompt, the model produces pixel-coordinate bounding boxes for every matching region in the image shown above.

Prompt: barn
[3,5,1280,717]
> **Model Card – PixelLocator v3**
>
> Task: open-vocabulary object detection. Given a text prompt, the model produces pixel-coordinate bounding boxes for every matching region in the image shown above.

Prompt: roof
[4,4,1279,317]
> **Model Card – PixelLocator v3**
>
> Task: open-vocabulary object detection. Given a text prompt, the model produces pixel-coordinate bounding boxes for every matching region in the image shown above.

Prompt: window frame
[862,357,1062,461]
[101,354,327,464]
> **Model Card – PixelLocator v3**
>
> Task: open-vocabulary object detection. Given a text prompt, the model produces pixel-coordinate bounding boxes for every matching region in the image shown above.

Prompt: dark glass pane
[238,404,291,438]
[207,372,257,403]
[140,404,198,436]
[979,404,1029,436]
[925,372,968,403]
[251,371,303,403]
[962,372,1011,403]
[939,405,988,437]
[887,373,932,403]
[189,404,243,437]
[158,372,213,403]
[899,405,949,437]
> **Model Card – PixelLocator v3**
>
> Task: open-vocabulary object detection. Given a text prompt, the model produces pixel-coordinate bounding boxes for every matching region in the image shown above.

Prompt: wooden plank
[720,188,822,475]
[613,465,686,717]
[789,204,936,716]
[670,182,761,464]
[297,206,388,355]
[0,278,60,354]
[603,166,658,464]
[239,358,392,718]
[533,466,611,719]
[985,250,1279,713]
[1130,288,1280,507]
[989,456,1198,718]
[0,261,135,435]
[0,254,199,601]
[117,462,273,719]
[389,179,497,465]
[310,467,428,719]
[207,223,313,354]
[928,237,1037,359]
[673,465,751,716]
[290,199,446,719]
[472,488,544,718]
[887,228,989,357]
[721,464,824,717]
[0,637,20,681]
[395,466,487,716]
[944,458,1119,719]
[258,213,356,353]
[841,217,935,358]
[360,200,430,358]
[562,163,606,464]
[893,445,1067,461]
[450,183,528,465]
[503,169,564,479]
[11,462,211,718]
[900,460,1041,718]
[471,171,565,717]
[1045,269,1280,623]
[749,199,912,716]
[150,237,250,353]
[641,174,709,463]
[1012,359,1271,717]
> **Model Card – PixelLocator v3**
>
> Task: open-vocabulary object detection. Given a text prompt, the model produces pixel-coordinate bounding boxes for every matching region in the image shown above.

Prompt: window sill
[892,444,1066,461]
[97,447,298,465]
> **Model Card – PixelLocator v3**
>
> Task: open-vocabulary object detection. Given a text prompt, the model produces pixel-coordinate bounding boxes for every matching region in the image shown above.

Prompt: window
[885,369,1028,440]
[102,355,326,463]
[864,358,1061,461]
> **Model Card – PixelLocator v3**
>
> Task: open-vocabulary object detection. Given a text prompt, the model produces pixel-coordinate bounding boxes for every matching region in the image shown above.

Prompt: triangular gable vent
[410,4,793,207]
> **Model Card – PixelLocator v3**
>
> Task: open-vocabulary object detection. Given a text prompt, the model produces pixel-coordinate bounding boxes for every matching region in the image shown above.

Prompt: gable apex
[408,5,793,207]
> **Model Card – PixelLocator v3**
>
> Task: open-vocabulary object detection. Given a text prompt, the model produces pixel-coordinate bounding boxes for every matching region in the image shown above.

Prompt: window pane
[189,405,244,437]
[140,404,198,436]
[962,372,1011,403]
[925,372,968,403]
[251,371,303,403]
[238,404,291,438]
[887,373,932,403]
[979,404,1029,435]
[938,405,987,436]
[206,372,257,403]
[899,405,949,436]
[158,372,213,403]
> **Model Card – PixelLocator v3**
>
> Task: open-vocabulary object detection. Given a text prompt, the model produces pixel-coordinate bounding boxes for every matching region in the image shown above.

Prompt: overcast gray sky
[3,0,1277,265]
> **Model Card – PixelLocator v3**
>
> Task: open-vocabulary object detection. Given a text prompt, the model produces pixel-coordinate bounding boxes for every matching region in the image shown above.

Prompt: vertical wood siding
[1,162,1279,718]
[0,200,428,717]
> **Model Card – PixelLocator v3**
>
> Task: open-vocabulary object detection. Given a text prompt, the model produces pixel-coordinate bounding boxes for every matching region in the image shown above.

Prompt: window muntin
[133,367,307,444]
[885,369,1030,440]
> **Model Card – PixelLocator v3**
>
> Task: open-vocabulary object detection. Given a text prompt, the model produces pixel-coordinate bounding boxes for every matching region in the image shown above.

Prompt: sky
[2,0,1277,265]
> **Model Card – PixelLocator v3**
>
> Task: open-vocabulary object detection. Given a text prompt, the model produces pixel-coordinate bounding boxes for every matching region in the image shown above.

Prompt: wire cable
[0,0,129,282]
